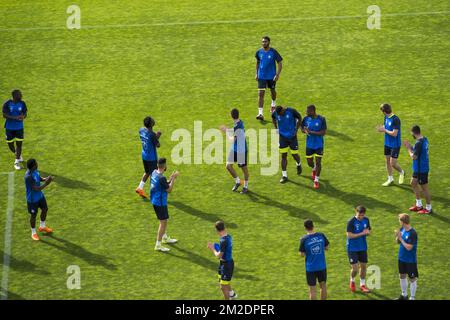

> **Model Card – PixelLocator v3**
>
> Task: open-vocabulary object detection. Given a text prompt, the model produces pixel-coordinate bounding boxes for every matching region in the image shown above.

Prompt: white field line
[0,172,15,300]
[0,10,448,32]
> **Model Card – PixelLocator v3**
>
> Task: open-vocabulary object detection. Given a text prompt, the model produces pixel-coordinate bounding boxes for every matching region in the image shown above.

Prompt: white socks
[40,220,45,228]
[138,181,145,189]
[282,171,287,178]
[258,108,263,116]
[235,177,240,184]
[271,100,276,107]
[400,278,408,296]
[296,162,301,167]
[315,176,320,182]
[360,278,366,286]
[426,204,432,211]
[410,281,417,299]
[156,240,161,246]
[244,180,248,188]
[416,199,423,207]
[388,175,394,182]
[31,228,36,235]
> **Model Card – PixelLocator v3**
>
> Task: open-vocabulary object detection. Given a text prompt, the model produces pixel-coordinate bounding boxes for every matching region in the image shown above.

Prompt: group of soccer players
[1,34,433,301]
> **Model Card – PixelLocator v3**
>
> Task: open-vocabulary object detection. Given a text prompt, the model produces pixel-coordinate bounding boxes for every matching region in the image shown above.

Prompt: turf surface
[0,0,449,300]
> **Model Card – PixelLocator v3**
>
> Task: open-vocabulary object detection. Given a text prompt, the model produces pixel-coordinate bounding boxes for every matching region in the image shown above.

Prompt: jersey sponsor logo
[311,244,322,255]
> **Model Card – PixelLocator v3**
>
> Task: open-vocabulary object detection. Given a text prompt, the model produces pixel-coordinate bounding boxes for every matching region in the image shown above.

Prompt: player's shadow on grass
[168,245,259,281]
[246,191,327,224]
[392,184,450,208]
[170,201,238,229]
[40,234,116,270]
[326,129,355,142]
[355,290,391,300]
[40,171,95,191]
[0,250,50,276]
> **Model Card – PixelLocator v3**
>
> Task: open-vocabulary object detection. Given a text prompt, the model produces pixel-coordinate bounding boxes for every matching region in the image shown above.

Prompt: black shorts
[413,172,428,185]
[398,261,419,279]
[143,160,157,174]
[5,129,24,143]
[153,205,169,220]
[258,79,276,89]
[227,150,247,167]
[218,260,234,284]
[384,146,400,159]
[279,135,298,154]
[27,197,48,215]
[306,147,323,158]
[306,269,327,286]
[348,251,368,264]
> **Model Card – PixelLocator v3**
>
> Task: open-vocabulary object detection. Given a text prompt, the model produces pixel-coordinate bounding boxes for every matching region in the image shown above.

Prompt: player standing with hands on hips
[255,36,283,121]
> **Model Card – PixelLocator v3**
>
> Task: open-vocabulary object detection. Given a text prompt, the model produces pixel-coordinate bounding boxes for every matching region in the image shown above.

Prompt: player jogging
[207,221,238,300]
[377,103,405,186]
[299,219,329,300]
[404,125,432,214]
[3,89,27,170]
[301,104,327,189]
[395,213,419,300]
[136,116,161,199]
[220,108,249,194]
[272,105,302,183]
[346,205,371,293]
[255,36,283,120]
[24,159,53,241]
[150,158,179,252]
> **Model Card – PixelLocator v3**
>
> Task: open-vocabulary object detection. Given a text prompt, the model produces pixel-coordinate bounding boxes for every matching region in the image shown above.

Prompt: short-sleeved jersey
[299,232,329,272]
[219,234,233,262]
[255,48,282,80]
[398,227,418,263]
[150,170,169,206]
[412,137,429,173]
[3,99,27,130]
[232,119,247,153]
[301,115,327,149]
[384,114,401,148]
[139,128,158,161]
[272,107,301,139]
[24,169,44,203]
[346,217,371,252]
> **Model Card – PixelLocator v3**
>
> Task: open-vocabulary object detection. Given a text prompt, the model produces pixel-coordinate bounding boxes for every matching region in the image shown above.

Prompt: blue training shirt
[219,234,233,262]
[299,232,329,272]
[398,227,418,263]
[346,217,371,252]
[301,115,327,149]
[24,170,44,203]
[255,48,282,80]
[384,114,401,148]
[412,137,429,173]
[272,107,301,139]
[139,128,158,161]
[3,99,27,130]
[232,119,247,153]
[150,170,169,206]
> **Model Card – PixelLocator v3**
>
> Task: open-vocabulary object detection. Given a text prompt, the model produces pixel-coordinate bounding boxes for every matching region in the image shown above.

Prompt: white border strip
[0,10,448,32]
[1,172,15,300]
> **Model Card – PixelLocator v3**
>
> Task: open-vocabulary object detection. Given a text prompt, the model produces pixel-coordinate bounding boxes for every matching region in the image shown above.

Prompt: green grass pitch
[0,0,449,300]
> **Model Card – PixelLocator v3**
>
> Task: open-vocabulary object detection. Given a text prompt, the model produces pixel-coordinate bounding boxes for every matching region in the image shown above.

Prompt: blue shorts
[5,129,24,143]
[306,147,323,158]
[412,172,428,185]
[306,269,327,286]
[384,146,400,158]
[279,135,298,154]
[258,79,276,89]
[348,251,368,264]
[27,197,48,215]
[153,205,169,220]
[218,260,234,285]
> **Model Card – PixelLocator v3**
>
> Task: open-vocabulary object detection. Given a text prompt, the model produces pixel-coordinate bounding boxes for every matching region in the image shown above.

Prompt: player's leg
[156,219,168,248]
[227,162,241,192]
[409,277,418,300]
[15,140,22,160]
[240,165,249,194]
[417,175,432,214]
[7,141,15,154]
[160,206,176,244]
[308,285,317,300]
[409,177,423,211]
[319,281,327,300]
[313,156,322,189]
[269,85,277,114]
[289,137,302,175]
[306,272,317,300]
[359,261,370,293]
[6,130,16,154]
[382,152,394,186]
[280,152,288,183]
[390,152,405,184]
[397,261,409,300]
[38,197,52,233]
[220,283,231,300]
[28,204,39,240]
[349,262,358,292]
[136,161,152,198]
[256,84,266,120]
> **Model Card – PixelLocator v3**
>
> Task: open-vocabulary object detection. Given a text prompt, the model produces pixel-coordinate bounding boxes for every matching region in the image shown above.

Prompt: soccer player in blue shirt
[301,105,327,189]
[220,108,249,194]
[207,221,237,300]
[346,206,371,293]
[135,116,161,199]
[395,213,419,300]
[24,159,53,241]
[299,219,329,300]
[377,103,405,186]
[150,158,179,252]
[404,125,432,214]
[3,89,27,170]
[272,106,302,183]
[255,36,283,121]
